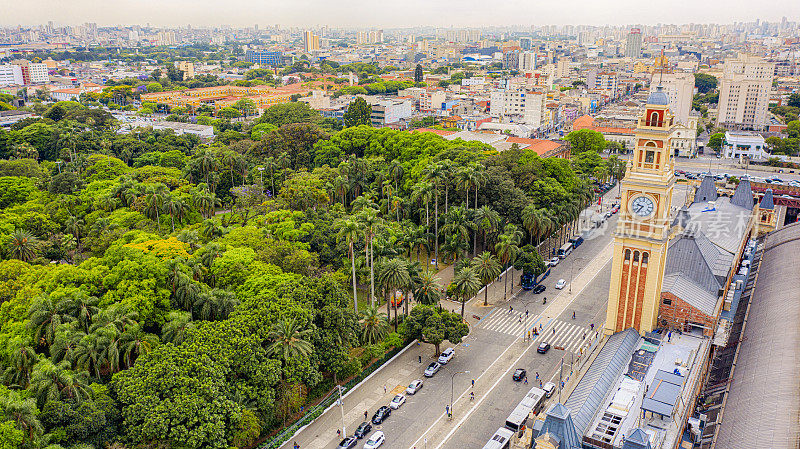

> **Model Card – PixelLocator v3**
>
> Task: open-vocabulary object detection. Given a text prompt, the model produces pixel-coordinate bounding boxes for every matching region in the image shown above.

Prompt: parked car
[337,436,358,449]
[533,284,546,294]
[555,279,566,289]
[354,422,372,439]
[364,431,386,449]
[537,342,551,354]
[547,256,560,267]
[543,382,556,398]
[512,368,527,381]
[389,394,406,409]
[438,347,455,364]
[424,362,441,377]
[406,379,423,395]
[371,406,391,424]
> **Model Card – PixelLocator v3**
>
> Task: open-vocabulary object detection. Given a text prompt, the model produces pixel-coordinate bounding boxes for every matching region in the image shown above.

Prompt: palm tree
[452,266,481,317]
[424,162,446,269]
[143,183,168,232]
[358,208,380,306]
[264,156,278,196]
[50,327,85,364]
[119,325,159,369]
[442,206,470,261]
[439,159,454,213]
[193,289,239,321]
[164,196,189,232]
[266,319,314,363]
[360,306,389,345]
[61,290,98,333]
[377,258,410,331]
[28,294,73,349]
[2,338,37,388]
[411,181,434,228]
[413,271,443,305]
[64,215,84,251]
[1,391,43,440]
[29,359,91,408]
[472,251,502,306]
[162,311,195,345]
[409,225,430,265]
[276,152,292,184]
[473,206,500,255]
[495,226,522,300]
[8,229,38,262]
[336,218,361,313]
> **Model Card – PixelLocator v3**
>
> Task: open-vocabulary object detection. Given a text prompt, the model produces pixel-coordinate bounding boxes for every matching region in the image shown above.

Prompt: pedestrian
[539,380,543,388]
[365,410,368,420]
[510,305,514,313]
[590,323,594,330]
[383,385,387,394]
[519,315,522,323]
[572,311,576,319]
[294,442,300,449]
[668,331,672,342]
[535,372,539,380]
[419,355,422,363]
[524,376,528,385]
[337,429,341,437]
[553,327,556,335]
[539,323,543,330]
[526,309,529,317]
[472,379,475,387]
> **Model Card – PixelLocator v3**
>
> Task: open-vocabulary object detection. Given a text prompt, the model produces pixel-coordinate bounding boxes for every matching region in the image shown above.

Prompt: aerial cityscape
[0,3,799,449]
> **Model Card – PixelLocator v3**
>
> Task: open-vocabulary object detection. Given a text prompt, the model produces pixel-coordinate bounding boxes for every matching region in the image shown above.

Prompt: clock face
[630,196,655,217]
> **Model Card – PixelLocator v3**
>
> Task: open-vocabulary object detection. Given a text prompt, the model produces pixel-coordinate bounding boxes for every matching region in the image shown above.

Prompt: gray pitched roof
[565,329,640,435]
[671,206,691,229]
[684,201,751,255]
[622,428,652,449]
[730,178,754,209]
[760,188,775,210]
[538,403,582,449]
[693,176,718,204]
[716,222,800,448]
[661,273,718,316]
[664,233,722,292]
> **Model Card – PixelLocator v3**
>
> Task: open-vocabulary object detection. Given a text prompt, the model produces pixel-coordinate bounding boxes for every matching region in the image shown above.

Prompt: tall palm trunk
[392,290,398,332]
[370,240,375,307]
[434,192,439,270]
[503,263,509,299]
[351,245,358,313]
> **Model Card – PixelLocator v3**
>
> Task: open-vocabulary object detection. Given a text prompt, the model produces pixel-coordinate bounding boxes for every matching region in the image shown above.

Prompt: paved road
[280,190,623,449]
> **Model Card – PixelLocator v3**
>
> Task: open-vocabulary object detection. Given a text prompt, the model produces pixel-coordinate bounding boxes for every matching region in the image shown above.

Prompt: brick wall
[658,292,715,336]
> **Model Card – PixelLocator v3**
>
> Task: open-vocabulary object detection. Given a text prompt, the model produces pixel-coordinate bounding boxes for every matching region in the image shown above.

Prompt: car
[555,279,566,289]
[512,368,527,381]
[438,347,455,364]
[424,362,441,377]
[353,421,372,439]
[605,211,612,218]
[537,342,551,354]
[363,431,386,449]
[542,382,556,398]
[389,394,406,409]
[337,436,358,449]
[533,284,546,294]
[611,206,619,214]
[406,379,423,395]
[371,406,391,424]
[547,256,560,267]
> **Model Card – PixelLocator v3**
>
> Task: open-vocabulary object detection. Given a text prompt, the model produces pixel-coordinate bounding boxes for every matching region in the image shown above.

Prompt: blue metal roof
[641,369,684,417]
[622,428,652,449]
[564,329,641,435]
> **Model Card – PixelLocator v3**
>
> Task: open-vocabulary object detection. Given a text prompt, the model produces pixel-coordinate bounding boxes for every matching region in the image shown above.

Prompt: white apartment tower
[650,71,694,125]
[717,53,774,131]
[0,65,24,86]
[489,89,547,129]
[624,29,643,58]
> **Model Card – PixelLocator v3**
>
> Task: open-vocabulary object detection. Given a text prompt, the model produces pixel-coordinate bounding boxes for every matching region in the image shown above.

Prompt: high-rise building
[156,31,177,46]
[649,71,694,124]
[519,37,532,51]
[605,88,675,336]
[368,30,384,44]
[502,50,520,70]
[489,88,547,129]
[624,28,643,58]
[303,31,320,52]
[519,51,536,71]
[176,61,195,80]
[717,53,774,131]
[245,50,284,66]
[0,65,24,86]
[11,60,48,84]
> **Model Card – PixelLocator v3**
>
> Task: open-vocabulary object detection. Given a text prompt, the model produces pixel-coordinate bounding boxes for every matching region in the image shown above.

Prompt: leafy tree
[257,102,321,127]
[694,73,718,94]
[218,107,240,119]
[708,132,725,151]
[788,93,800,108]
[400,305,469,356]
[344,97,372,128]
[414,64,424,83]
[565,129,605,153]
[146,82,163,93]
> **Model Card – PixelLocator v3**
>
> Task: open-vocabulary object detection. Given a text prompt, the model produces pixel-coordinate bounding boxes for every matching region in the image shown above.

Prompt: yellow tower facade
[605,88,676,336]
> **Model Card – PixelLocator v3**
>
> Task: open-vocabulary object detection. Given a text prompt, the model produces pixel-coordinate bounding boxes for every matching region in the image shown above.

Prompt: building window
[624,249,631,262]
[642,252,649,266]
[645,151,655,163]
[633,251,640,263]
[662,297,672,305]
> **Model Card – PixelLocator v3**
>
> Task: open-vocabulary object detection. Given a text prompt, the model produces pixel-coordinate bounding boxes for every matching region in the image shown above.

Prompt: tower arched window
[642,252,649,266]
[649,111,660,126]
[633,251,640,263]
[624,249,631,262]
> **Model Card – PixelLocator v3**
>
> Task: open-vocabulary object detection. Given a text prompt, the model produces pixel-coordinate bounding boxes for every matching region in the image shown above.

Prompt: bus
[481,427,514,449]
[557,242,573,259]
[568,235,584,248]
[504,387,547,432]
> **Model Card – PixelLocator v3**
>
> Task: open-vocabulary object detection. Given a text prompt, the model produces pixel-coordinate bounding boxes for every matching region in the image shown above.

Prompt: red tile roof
[506,137,563,156]
[413,128,456,137]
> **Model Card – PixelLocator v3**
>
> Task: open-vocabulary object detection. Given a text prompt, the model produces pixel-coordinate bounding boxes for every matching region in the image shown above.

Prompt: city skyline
[5,0,800,28]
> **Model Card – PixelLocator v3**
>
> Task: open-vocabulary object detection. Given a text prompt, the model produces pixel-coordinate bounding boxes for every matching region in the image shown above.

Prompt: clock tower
[605,87,675,336]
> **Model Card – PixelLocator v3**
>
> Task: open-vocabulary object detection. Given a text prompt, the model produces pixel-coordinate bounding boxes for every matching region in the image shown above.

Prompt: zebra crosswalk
[478,310,592,354]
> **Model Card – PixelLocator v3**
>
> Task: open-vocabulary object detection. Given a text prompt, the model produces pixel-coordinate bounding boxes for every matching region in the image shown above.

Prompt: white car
[389,394,406,409]
[438,347,455,364]
[364,431,385,449]
[555,279,566,289]
[543,382,556,398]
[547,257,560,267]
[424,362,441,377]
[406,379,423,395]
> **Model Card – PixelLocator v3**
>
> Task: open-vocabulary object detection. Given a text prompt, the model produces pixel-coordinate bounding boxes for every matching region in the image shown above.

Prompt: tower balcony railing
[639,118,674,128]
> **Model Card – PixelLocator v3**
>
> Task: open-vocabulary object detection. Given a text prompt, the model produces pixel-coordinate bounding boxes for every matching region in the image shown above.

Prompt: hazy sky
[6,0,800,28]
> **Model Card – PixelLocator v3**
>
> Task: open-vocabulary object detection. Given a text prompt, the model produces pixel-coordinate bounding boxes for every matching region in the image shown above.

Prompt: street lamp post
[337,385,346,437]
[257,166,265,194]
[569,258,584,294]
[450,370,470,419]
